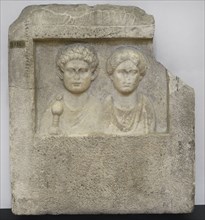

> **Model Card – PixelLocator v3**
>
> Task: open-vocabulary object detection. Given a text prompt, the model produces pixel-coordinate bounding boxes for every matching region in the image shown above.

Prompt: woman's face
[63,60,94,94]
[111,60,142,95]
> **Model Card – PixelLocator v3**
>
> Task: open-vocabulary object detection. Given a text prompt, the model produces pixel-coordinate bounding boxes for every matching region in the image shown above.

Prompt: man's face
[111,60,142,95]
[63,60,93,94]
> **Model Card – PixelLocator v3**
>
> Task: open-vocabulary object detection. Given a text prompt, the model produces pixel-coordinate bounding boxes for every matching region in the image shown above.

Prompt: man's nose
[74,72,80,80]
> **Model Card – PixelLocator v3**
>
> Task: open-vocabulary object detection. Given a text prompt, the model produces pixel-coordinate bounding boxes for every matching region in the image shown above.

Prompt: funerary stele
[9,4,195,214]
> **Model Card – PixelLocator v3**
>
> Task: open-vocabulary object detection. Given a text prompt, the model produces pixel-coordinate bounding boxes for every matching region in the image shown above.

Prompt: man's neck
[63,91,89,111]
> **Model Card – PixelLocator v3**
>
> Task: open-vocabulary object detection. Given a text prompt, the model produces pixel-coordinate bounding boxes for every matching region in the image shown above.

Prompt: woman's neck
[112,89,138,110]
[63,91,89,111]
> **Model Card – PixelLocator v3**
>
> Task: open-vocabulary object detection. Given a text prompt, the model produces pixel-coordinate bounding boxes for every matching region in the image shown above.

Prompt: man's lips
[72,82,81,86]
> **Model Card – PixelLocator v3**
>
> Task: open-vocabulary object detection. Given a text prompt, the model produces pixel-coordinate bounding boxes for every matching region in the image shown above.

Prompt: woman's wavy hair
[107,47,148,76]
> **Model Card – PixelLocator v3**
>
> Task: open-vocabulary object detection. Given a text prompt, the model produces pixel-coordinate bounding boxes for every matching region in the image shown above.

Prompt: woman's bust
[104,47,156,135]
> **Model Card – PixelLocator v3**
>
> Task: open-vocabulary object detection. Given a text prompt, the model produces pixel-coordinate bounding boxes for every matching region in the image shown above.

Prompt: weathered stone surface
[9,4,194,214]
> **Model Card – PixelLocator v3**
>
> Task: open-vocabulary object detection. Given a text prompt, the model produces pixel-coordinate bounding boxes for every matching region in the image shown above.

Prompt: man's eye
[79,68,88,73]
[118,70,126,74]
[66,68,75,73]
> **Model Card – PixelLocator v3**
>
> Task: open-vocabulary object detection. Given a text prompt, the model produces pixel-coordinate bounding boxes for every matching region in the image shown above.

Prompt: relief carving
[40,45,156,136]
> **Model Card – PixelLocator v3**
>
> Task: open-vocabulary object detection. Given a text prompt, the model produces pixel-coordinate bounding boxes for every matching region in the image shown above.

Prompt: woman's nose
[123,73,131,81]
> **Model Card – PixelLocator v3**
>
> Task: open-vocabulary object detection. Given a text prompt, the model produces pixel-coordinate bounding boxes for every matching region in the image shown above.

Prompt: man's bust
[40,44,103,135]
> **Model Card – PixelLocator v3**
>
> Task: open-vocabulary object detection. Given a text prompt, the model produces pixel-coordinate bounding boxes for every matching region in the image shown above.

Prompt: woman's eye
[130,70,139,75]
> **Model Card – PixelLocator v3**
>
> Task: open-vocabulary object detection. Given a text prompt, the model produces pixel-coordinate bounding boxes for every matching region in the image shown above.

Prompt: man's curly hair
[57,44,99,73]
[107,47,147,76]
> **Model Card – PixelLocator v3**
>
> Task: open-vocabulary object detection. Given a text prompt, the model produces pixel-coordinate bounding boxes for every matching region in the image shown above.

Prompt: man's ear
[57,70,64,80]
[91,69,98,81]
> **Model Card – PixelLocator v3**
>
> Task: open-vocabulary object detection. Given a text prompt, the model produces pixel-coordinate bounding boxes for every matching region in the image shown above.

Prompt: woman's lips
[122,83,131,87]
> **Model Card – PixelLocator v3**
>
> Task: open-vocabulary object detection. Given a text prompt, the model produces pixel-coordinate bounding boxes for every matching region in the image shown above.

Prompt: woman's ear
[139,70,146,82]
[139,75,144,82]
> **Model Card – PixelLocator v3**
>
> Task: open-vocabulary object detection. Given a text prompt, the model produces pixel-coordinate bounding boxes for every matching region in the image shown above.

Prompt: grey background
[1,0,204,208]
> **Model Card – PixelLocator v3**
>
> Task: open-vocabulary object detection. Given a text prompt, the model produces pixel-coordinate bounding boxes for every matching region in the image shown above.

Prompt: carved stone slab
[9,4,194,214]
